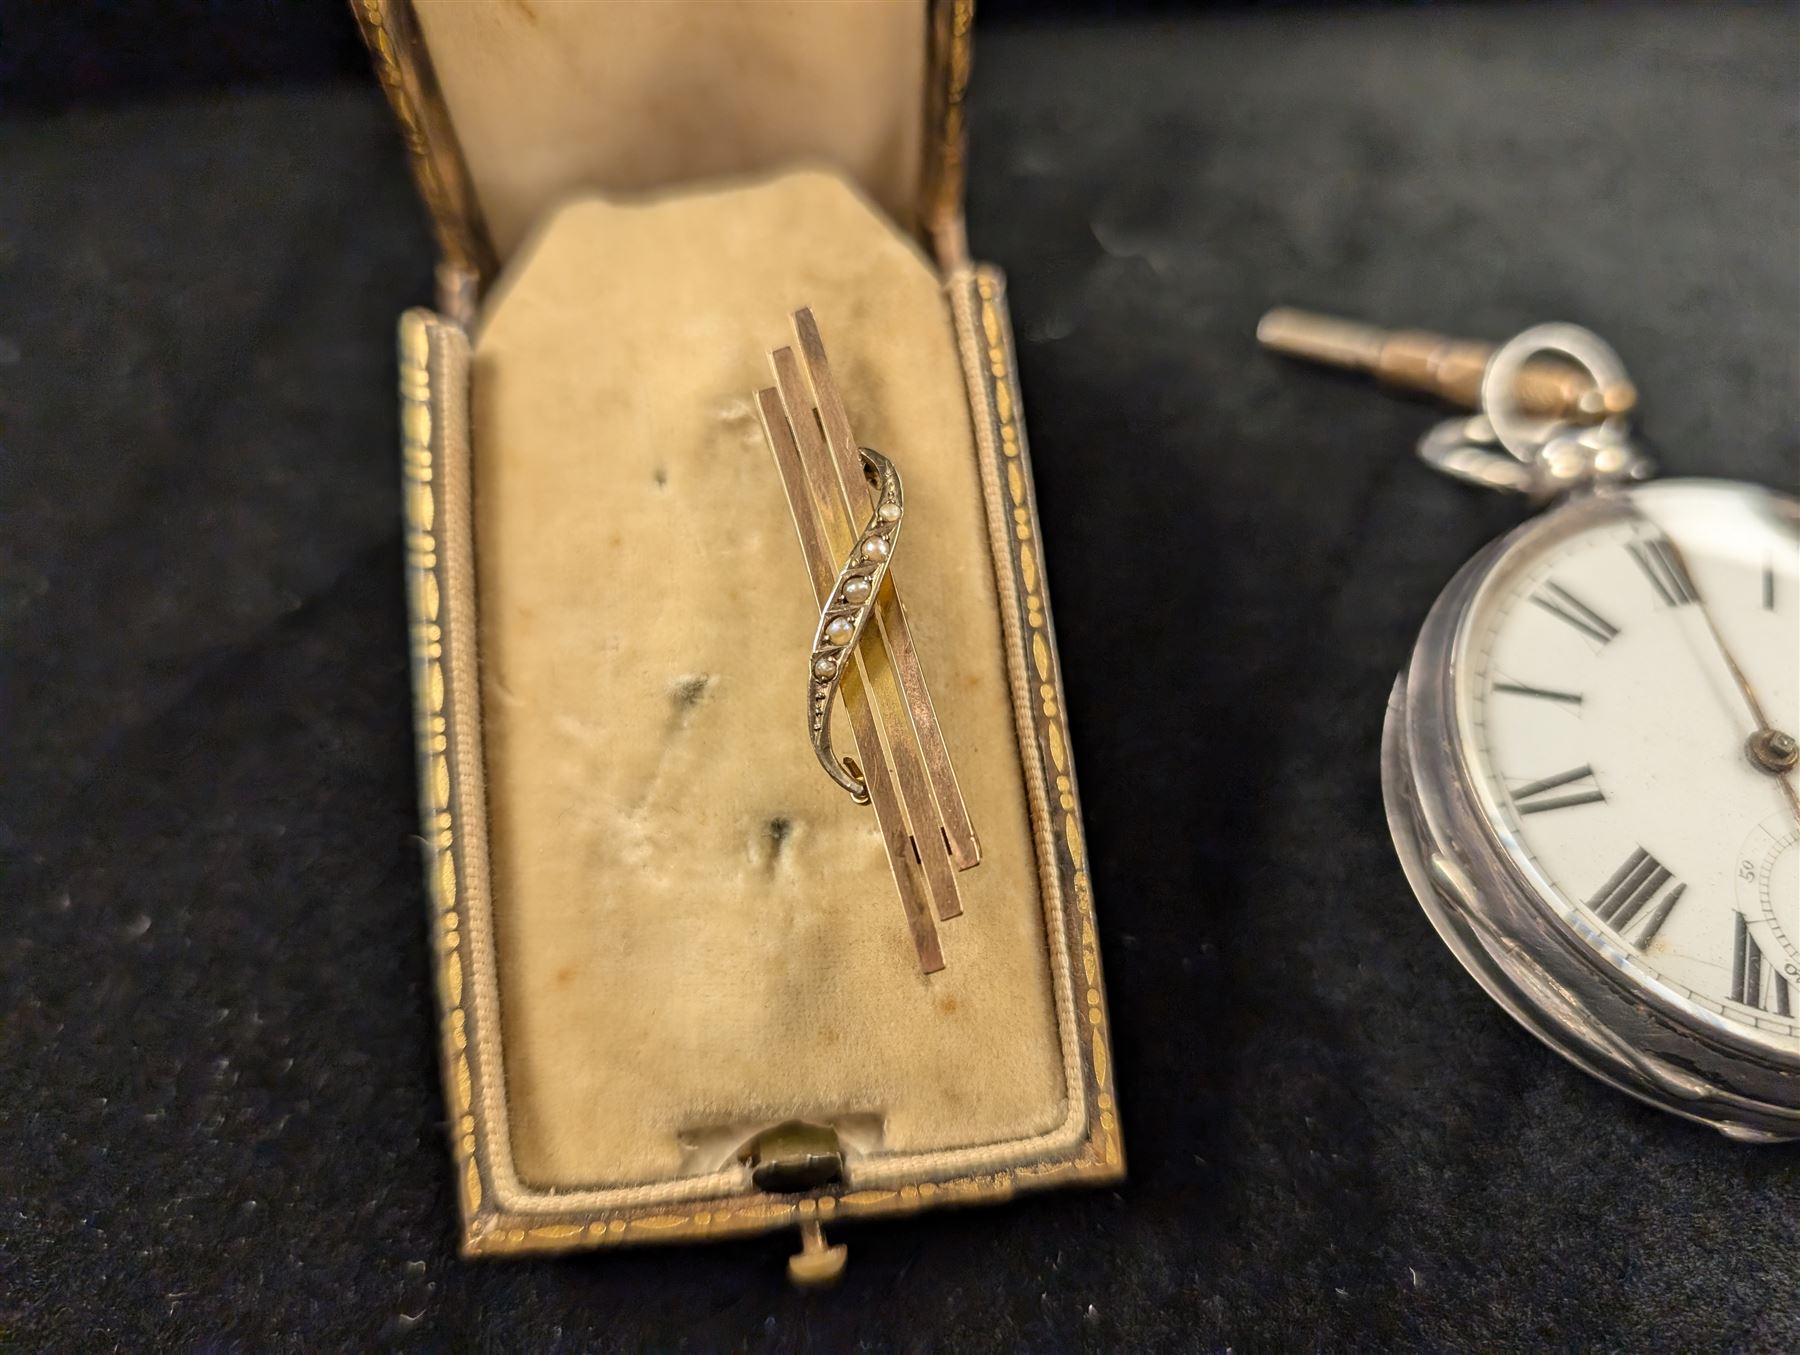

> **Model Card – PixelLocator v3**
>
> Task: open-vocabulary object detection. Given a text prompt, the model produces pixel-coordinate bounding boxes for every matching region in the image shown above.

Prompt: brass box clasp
[737,1121,849,1287]
[739,1120,845,1194]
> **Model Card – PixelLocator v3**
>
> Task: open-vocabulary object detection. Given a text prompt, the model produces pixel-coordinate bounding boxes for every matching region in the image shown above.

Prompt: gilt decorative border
[923,0,975,263]
[952,266,1121,1177]
[355,1,497,305]
[400,311,484,1227]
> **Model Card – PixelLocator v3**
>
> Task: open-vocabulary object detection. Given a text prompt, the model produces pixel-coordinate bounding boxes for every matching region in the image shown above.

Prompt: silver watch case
[1381,481,1800,1142]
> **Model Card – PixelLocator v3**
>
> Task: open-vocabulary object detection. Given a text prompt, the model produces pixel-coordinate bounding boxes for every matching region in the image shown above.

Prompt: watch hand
[1655,529,1800,828]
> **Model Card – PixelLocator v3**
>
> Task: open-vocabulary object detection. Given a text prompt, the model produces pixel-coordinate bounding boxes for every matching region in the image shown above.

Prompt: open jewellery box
[355,0,1120,1280]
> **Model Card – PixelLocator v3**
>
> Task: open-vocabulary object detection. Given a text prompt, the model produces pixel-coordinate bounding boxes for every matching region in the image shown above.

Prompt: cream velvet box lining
[409,1,930,258]
[469,170,1074,1194]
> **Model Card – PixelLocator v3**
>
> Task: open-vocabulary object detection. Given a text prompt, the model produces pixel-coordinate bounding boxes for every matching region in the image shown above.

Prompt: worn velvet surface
[471,176,1068,1189]
[3,7,1796,1350]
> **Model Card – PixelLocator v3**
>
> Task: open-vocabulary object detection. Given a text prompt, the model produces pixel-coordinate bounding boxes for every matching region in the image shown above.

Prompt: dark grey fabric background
[3,6,1796,1351]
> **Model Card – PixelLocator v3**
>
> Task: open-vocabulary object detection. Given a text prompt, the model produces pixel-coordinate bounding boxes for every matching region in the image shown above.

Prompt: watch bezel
[1384,477,1800,1141]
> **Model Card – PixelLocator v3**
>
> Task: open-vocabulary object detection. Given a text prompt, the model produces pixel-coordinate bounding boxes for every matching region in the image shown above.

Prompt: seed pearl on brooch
[861,536,890,563]
[813,655,839,678]
[877,501,901,523]
[841,575,873,605]
[825,616,856,647]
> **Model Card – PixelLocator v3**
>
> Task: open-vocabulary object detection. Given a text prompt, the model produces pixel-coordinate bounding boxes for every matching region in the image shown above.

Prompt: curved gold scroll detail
[806,447,904,801]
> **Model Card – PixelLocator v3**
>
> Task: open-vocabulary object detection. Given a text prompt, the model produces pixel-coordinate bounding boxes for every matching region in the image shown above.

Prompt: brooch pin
[755,308,980,972]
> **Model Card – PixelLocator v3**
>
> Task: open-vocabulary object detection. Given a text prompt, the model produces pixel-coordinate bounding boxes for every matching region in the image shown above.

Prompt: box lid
[354,0,972,310]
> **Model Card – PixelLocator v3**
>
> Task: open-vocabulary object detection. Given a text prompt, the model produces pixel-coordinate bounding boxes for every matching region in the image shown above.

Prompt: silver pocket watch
[1264,312,1800,1140]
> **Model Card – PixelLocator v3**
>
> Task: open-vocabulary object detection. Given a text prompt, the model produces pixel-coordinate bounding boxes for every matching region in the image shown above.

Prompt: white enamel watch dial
[1386,478,1800,1140]
[1462,480,1800,1046]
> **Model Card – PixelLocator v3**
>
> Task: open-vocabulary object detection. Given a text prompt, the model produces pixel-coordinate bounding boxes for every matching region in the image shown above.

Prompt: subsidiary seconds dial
[1461,480,1800,1048]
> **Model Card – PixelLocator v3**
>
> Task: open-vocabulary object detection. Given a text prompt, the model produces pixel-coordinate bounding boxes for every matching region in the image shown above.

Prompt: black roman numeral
[1764,557,1777,612]
[1586,848,1686,946]
[1731,913,1793,1016]
[1628,537,1698,608]
[1531,582,1619,646]
[1493,680,1583,707]
[1512,765,1606,815]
